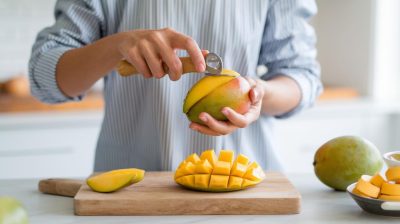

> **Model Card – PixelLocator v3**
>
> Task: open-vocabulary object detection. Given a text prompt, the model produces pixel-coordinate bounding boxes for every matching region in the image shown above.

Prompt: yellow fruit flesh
[174,150,265,192]
[87,168,145,193]
[370,174,385,187]
[354,178,380,198]
[378,194,400,201]
[182,69,240,113]
[381,182,400,196]
[385,166,400,182]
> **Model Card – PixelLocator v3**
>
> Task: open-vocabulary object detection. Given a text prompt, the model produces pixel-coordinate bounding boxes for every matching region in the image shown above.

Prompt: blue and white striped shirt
[29,0,321,171]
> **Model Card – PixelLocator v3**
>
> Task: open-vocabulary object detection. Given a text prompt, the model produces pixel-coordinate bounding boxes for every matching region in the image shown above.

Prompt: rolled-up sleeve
[29,0,104,104]
[258,0,322,118]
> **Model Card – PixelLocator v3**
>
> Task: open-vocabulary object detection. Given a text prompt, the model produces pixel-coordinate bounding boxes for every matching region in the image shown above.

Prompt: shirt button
[256,65,268,77]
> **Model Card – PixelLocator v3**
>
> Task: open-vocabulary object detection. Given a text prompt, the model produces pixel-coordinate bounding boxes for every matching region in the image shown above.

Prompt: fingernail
[222,108,229,115]
[200,114,207,122]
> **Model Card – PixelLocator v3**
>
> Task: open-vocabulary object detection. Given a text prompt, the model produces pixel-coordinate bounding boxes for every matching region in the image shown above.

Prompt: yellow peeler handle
[117,57,198,77]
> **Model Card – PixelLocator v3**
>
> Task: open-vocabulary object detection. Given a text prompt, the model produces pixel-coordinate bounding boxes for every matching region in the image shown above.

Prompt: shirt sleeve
[29,0,105,104]
[258,0,322,118]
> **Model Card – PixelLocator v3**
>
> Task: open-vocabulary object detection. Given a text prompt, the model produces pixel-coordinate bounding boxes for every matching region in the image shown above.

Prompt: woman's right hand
[118,28,206,81]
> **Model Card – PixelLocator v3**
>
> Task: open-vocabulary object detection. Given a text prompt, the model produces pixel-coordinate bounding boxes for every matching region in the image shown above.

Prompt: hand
[189,77,265,136]
[118,28,205,80]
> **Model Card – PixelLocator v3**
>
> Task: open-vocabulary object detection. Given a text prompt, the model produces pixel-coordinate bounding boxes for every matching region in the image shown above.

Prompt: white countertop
[1,173,399,224]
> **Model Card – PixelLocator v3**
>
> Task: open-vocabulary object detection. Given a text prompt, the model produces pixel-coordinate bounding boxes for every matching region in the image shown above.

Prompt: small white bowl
[383,151,400,167]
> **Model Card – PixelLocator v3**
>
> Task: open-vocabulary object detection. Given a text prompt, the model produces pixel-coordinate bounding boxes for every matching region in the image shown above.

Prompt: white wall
[313,0,375,96]
[0,0,56,81]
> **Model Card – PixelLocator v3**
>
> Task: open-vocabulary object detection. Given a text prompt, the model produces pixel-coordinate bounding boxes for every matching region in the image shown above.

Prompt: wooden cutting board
[74,171,301,215]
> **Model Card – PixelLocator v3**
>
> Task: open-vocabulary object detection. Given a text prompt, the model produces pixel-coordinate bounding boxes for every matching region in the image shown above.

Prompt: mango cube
[200,150,217,166]
[236,154,249,165]
[195,174,210,188]
[231,162,247,177]
[209,175,229,189]
[186,153,201,164]
[218,150,234,166]
[195,159,213,174]
[212,161,231,175]
[228,176,243,190]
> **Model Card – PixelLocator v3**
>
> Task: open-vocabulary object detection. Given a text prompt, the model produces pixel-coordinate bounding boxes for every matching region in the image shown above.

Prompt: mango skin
[0,197,29,224]
[313,136,383,191]
[87,168,145,193]
[186,76,251,124]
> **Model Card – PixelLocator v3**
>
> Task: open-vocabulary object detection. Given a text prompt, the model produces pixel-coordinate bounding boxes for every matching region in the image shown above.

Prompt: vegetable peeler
[117,52,236,77]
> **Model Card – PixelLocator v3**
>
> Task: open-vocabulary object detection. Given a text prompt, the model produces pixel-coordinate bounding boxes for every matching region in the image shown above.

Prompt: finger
[201,49,209,56]
[198,112,236,135]
[153,39,182,81]
[250,84,264,104]
[190,123,221,136]
[169,32,205,72]
[221,107,248,128]
[126,48,152,78]
[140,42,165,78]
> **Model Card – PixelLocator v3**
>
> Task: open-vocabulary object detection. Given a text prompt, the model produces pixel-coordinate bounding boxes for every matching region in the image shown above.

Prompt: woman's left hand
[189,77,265,136]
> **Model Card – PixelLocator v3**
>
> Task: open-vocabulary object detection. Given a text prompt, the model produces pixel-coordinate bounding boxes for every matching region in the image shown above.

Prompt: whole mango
[313,136,383,191]
[183,69,251,124]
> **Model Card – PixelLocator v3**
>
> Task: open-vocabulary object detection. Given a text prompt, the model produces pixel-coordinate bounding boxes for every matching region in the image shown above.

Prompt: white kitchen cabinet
[0,111,102,179]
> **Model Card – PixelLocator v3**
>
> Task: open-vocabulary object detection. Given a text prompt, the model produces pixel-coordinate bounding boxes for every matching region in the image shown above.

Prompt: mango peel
[174,149,265,192]
[183,69,251,124]
[87,168,145,193]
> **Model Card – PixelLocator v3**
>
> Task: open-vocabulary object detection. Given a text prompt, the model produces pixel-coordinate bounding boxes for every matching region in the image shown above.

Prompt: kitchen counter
[1,174,398,224]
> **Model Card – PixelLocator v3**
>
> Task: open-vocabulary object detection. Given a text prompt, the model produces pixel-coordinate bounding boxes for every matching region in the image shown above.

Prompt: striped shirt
[29,0,322,171]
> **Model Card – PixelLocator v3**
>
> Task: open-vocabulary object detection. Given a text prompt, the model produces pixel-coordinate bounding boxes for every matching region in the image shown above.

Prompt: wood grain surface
[74,171,301,215]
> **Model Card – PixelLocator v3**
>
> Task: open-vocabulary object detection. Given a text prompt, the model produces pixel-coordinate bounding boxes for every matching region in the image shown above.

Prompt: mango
[313,136,383,191]
[0,197,28,224]
[183,70,251,124]
[174,149,265,192]
[87,168,145,193]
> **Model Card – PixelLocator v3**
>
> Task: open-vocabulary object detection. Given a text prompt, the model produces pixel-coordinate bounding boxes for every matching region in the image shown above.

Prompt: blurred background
[1,0,399,179]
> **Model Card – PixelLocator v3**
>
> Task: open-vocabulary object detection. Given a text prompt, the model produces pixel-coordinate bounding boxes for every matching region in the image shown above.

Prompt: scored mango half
[174,149,265,192]
[87,168,145,193]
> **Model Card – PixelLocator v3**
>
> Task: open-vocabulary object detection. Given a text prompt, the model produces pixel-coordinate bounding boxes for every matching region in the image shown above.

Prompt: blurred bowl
[347,183,400,216]
[383,151,400,167]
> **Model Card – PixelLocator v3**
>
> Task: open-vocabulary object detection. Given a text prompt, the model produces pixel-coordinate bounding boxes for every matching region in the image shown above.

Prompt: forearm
[56,33,127,97]
[259,75,302,116]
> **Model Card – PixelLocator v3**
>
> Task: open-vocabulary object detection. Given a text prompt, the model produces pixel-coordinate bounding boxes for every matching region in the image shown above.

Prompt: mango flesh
[87,168,145,193]
[174,149,265,192]
[313,136,383,191]
[183,70,251,124]
[0,197,29,224]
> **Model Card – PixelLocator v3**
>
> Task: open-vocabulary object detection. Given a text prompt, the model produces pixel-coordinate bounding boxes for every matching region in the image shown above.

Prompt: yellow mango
[212,161,231,175]
[386,166,400,182]
[183,72,251,124]
[195,174,211,188]
[218,150,234,166]
[354,178,380,198]
[209,175,229,189]
[236,154,250,165]
[381,182,400,196]
[87,168,145,193]
[200,149,217,166]
[370,173,385,188]
[174,149,265,192]
[186,153,201,164]
[195,159,213,174]
[228,176,243,190]
[174,161,195,179]
[182,69,239,114]
[231,162,247,177]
